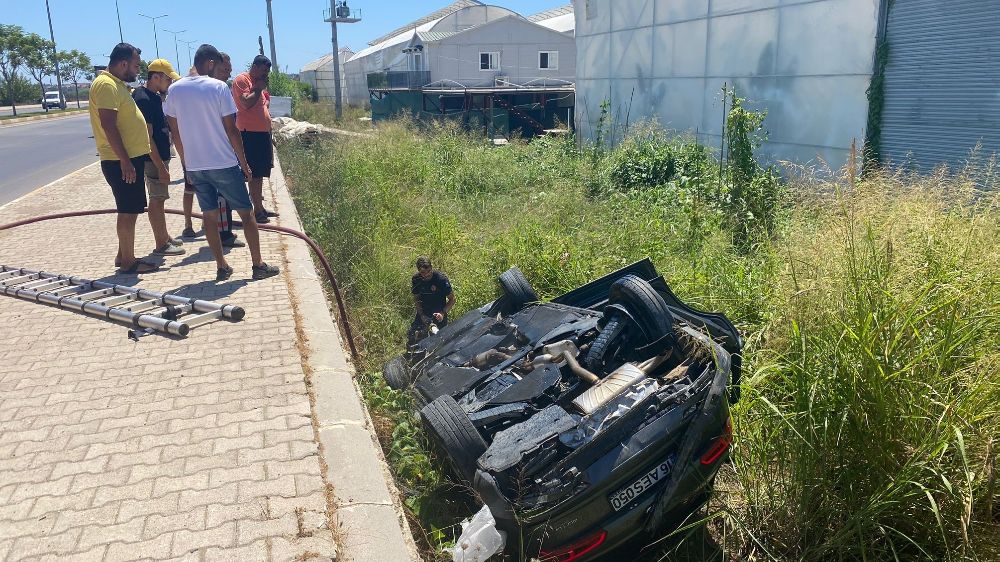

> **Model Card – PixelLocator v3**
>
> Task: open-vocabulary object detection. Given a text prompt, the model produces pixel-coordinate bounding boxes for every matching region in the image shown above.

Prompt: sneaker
[169,237,184,246]
[216,266,234,281]
[181,227,197,238]
[153,243,185,256]
[264,209,279,218]
[251,262,280,280]
[221,235,246,248]
[254,211,270,224]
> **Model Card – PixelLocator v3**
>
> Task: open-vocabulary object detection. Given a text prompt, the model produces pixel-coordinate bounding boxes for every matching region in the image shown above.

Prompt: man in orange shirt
[231,55,276,224]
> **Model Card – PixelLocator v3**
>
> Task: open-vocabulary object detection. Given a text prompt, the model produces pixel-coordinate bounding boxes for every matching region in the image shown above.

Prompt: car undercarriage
[383,259,741,561]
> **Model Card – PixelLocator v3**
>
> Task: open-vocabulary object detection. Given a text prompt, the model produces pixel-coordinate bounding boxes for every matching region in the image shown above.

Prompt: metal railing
[367,70,432,90]
[323,6,362,21]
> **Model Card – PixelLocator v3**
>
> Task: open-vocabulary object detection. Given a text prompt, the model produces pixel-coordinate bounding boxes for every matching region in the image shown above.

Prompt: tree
[0,24,28,116]
[22,33,55,111]
[59,49,91,108]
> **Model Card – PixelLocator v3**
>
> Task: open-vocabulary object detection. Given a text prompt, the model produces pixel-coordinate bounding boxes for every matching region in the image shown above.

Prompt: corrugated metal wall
[880,0,1000,172]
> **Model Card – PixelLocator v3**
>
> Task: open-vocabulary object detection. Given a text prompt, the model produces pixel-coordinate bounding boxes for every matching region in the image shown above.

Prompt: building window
[480,52,500,71]
[539,51,559,70]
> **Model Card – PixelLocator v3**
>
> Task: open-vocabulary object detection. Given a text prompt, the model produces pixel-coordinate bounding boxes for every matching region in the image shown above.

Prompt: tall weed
[278,120,1000,561]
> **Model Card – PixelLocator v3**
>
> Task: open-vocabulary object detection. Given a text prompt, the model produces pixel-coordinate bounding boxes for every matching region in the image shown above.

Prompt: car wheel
[382,355,412,390]
[583,312,627,372]
[584,275,674,372]
[608,274,673,346]
[496,266,538,315]
[420,395,487,482]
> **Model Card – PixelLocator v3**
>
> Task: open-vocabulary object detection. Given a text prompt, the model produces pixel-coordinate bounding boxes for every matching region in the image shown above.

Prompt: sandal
[118,259,159,274]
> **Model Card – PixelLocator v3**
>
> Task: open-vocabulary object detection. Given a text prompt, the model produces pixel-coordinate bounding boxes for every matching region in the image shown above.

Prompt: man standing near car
[133,58,184,258]
[164,44,279,281]
[89,43,156,274]
[408,256,455,345]
[231,55,277,224]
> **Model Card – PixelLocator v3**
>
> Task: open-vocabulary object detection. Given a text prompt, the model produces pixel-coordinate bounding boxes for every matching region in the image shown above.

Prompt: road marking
[0,161,100,213]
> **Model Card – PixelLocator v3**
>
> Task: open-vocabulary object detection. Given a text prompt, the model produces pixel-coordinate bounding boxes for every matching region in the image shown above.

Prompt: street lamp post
[138,13,168,58]
[44,0,65,109]
[163,28,187,70]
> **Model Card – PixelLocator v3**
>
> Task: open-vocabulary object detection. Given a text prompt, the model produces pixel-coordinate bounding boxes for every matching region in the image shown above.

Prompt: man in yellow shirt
[89,43,155,274]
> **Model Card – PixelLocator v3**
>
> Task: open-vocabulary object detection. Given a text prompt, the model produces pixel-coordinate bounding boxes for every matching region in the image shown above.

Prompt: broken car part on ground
[383,259,742,561]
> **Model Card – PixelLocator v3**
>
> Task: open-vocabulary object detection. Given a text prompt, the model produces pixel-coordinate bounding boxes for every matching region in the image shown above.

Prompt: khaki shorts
[144,158,170,200]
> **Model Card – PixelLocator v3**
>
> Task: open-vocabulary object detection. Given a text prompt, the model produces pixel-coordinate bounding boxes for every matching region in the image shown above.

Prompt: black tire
[583,313,627,372]
[608,274,673,346]
[420,395,488,482]
[497,267,538,315]
[382,355,411,390]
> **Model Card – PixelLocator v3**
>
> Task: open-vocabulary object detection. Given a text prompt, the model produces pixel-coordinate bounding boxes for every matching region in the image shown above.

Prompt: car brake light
[538,529,608,562]
[700,417,733,465]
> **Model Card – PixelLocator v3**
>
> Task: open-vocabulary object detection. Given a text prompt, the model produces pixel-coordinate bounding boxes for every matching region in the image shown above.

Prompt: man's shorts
[101,156,147,214]
[143,158,171,200]
[185,165,253,213]
[240,131,273,178]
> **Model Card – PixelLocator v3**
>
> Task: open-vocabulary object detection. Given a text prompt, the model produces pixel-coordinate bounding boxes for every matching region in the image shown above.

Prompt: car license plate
[608,458,673,512]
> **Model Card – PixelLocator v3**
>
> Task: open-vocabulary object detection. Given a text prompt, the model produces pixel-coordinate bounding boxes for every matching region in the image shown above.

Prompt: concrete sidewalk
[0,158,418,561]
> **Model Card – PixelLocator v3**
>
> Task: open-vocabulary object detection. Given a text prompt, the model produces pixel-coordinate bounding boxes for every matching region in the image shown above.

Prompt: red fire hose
[0,208,361,363]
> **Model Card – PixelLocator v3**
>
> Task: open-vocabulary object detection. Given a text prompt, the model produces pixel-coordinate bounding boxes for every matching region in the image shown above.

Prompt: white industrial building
[300,47,355,104]
[342,1,576,112]
[573,0,1000,172]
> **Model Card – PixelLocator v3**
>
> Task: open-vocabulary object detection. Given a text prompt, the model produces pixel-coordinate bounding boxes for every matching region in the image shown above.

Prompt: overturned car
[383,259,742,561]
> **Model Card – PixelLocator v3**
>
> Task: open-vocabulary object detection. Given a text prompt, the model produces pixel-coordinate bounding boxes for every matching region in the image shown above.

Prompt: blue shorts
[185,166,253,213]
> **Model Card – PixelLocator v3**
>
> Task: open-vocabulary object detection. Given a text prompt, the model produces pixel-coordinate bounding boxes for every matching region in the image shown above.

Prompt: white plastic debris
[450,505,507,562]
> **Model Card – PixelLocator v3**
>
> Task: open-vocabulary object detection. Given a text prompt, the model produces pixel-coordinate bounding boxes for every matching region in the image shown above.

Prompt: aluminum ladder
[0,265,244,337]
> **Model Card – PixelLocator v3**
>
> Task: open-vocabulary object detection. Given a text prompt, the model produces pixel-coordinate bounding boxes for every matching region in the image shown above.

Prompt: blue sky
[7,0,570,76]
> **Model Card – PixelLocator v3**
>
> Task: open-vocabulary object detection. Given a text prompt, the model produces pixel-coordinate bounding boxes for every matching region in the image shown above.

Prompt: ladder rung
[95,294,138,307]
[30,280,72,293]
[18,278,61,291]
[123,300,163,313]
[1,274,38,287]
[74,288,115,301]
[49,286,85,297]
[184,310,222,328]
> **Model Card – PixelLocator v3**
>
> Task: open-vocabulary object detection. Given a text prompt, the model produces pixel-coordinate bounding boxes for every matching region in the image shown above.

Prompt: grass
[292,100,373,134]
[277,110,1000,561]
[0,106,86,121]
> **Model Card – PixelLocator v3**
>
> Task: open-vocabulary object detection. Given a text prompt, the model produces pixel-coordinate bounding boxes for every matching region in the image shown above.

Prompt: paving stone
[0,158,389,561]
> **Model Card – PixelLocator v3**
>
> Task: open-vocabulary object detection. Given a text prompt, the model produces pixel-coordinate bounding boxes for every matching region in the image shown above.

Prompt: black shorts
[241,131,273,178]
[101,156,148,214]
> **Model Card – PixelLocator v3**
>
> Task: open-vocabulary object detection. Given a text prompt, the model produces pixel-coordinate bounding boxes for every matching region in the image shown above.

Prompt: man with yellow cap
[133,58,185,257]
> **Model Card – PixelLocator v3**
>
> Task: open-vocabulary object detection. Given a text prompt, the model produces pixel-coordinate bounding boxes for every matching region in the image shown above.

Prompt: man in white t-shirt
[164,43,279,281]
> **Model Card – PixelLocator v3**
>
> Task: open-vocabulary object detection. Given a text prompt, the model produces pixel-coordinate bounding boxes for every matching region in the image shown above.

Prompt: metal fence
[366,70,432,90]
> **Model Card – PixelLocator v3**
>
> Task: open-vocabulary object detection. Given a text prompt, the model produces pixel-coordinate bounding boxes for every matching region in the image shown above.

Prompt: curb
[270,157,423,562]
[0,108,87,126]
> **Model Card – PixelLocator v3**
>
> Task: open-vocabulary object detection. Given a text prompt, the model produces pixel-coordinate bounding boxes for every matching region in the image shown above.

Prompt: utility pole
[138,13,168,59]
[163,29,187,70]
[181,40,197,72]
[325,1,360,119]
[44,0,65,108]
[265,0,278,69]
[115,0,124,42]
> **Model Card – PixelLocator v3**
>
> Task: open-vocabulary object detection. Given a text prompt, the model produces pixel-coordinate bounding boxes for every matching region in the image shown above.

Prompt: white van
[43,91,66,110]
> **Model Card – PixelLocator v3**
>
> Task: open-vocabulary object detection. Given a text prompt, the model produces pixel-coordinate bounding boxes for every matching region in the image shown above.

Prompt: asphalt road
[0,101,89,117]
[0,114,97,207]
